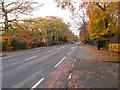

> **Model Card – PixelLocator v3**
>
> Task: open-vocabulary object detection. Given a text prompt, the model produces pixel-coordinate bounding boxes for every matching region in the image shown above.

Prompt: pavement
[68,45,119,88]
[1,42,119,89]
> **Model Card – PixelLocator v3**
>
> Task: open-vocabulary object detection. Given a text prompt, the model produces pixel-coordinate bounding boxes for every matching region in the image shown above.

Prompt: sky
[0,0,80,36]
[32,0,80,36]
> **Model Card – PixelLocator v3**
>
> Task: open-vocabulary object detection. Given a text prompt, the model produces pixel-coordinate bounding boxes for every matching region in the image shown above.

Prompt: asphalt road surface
[2,43,79,89]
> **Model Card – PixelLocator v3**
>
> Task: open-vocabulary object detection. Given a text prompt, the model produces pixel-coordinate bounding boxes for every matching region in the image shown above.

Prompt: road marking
[70,47,74,50]
[74,59,76,62]
[26,56,37,60]
[30,51,38,53]
[30,50,42,53]
[72,64,74,67]
[2,53,23,59]
[67,51,71,55]
[55,57,66,67]
[30,78,44,90]
[58,48,61,50]
[68,73,72,80]
[48,51,52,53]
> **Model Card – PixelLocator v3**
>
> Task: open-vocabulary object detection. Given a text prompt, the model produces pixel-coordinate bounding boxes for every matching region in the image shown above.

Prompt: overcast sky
[0,0,80,36]
[32,0,80,36]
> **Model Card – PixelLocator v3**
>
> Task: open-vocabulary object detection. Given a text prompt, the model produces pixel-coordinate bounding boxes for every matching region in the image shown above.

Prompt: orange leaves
[55,0,75,13]
[16,29,35,49]
[2,16,78,51]
[86,45,119,61]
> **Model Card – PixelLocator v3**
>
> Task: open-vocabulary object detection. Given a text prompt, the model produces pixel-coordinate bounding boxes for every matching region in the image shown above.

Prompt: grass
[100,58,120,62]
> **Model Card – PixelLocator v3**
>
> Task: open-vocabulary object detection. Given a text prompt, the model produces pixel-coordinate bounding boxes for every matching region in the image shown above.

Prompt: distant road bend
[2,43,79,88]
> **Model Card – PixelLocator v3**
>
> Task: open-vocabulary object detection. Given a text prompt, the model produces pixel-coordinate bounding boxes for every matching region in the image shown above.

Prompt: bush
[36,41,60,47]
[31,43,36,48]
[109,44,120,52]
[37,42,46,47]
[11,39,26,50]
[4,40,61,51]
[45,41,59,46]
[87,39,96,46]
[18,42,26,49]
[51,41,59,45]
[2,42,7,50]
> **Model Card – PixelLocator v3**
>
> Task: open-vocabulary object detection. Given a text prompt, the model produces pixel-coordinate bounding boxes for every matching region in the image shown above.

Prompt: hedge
[109,44,120,52]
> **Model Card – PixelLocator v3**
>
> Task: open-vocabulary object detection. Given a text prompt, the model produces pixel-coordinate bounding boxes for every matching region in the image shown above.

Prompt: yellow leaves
[102,16,106,21]
[109,44,120,52]
[2,32,14,42]
[86,2,118,40]
[2,14,79,51]
[1,32,14,51]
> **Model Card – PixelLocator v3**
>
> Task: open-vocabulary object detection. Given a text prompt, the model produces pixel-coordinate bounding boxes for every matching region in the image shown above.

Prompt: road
[2,43,79,88]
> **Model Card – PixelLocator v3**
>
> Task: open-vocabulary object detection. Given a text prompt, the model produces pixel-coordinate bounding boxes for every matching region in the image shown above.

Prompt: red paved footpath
[43,56,75,88]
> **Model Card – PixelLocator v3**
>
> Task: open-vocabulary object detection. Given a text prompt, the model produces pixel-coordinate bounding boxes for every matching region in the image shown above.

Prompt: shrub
[109,44,120,52]
[45,41,60,46]
[11,39,26,50]
[2,42,6,50]
[36,41,60,47]
[18,42,26,49]
[37,42,46,47]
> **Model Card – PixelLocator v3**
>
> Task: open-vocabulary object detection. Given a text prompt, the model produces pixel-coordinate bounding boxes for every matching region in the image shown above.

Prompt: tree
[0,0,43,50]
[86,2,119,40]
[79,23,88,42]
[72,35,79,42]
[55,0,119,44]
[55,0,88,42]
[43,16,73,43]
[30,18,47,46]
[9,22,34,49]
[9,17,47,49]
[55,0,76,13]
[1,15,78,50]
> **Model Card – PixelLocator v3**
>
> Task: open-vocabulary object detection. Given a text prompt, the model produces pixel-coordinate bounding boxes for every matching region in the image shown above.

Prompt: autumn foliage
[86,2,119,40]
[55,0,119,52]
[1,17,79,51]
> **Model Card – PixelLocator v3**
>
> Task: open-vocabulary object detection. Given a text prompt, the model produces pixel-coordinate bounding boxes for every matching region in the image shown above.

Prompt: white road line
[30,50,41,53]
[55,57,66,67]
[26,56,37,60]
[72,64,74,67]
[30,78,44,90]
[68,73,72,80]
[30,51,37,53]
[48,51,52,53]
[2,53,23,59]
[67,51,71,55]
[71,47,75,50]
[74,59,76,62]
